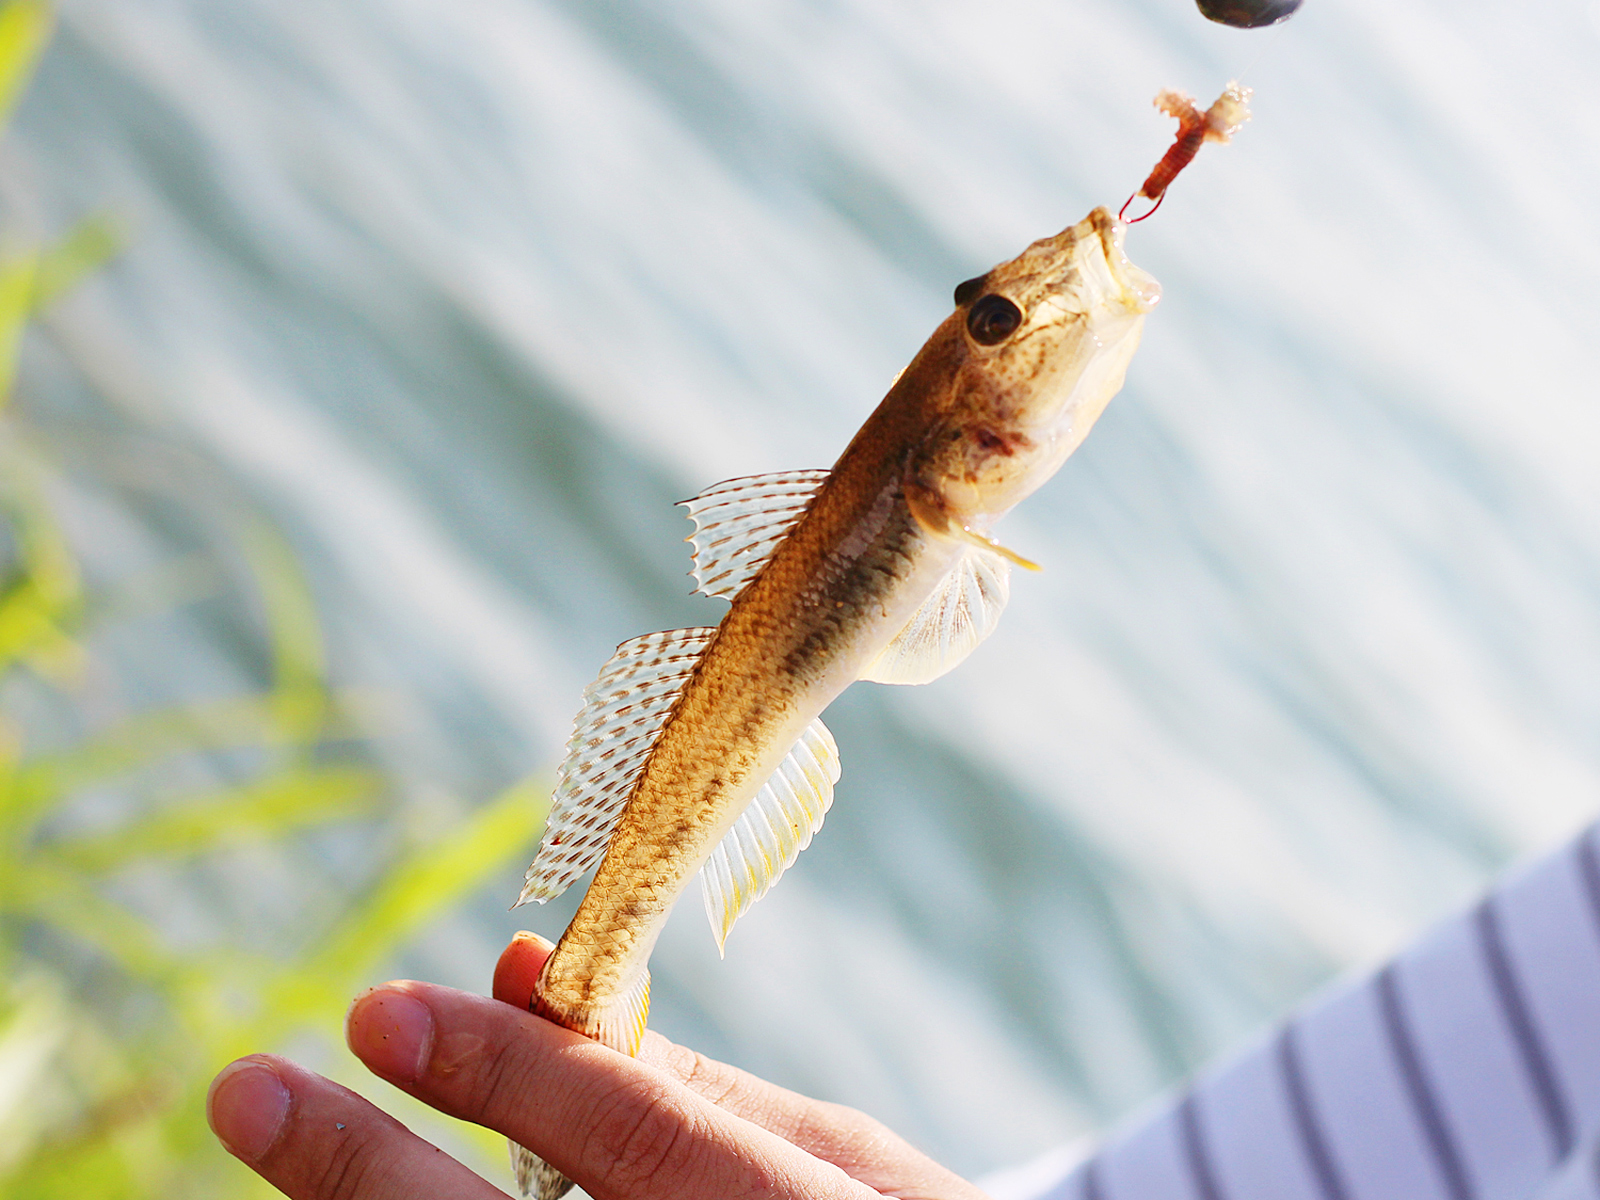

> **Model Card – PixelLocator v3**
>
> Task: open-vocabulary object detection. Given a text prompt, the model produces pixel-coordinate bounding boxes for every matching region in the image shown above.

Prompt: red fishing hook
[1120,82,1252,224]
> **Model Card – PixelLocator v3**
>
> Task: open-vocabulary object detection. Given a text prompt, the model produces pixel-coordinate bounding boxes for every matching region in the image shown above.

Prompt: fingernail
[207,1059,291,1162]
[347,985,434,1084]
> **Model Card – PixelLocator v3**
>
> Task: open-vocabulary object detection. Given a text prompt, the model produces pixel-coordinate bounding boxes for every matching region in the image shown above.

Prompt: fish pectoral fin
[517,627,718,907]
[679,469,831,599]
[860,546,1012,685]
[700,717,841,955]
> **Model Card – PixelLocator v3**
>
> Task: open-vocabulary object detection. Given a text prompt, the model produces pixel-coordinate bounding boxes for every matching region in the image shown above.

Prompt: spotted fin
[699,718,841,954]
[511,1143,574,1200]
[860,547,1011,685]
[516,627,717,906]
[680,470,830,599]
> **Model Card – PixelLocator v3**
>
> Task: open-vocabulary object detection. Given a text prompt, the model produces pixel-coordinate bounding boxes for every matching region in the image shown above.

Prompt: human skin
[205,933,989,1200]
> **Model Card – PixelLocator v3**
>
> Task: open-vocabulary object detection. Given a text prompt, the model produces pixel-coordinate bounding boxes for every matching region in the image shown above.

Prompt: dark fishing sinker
[1196,0,1302,29]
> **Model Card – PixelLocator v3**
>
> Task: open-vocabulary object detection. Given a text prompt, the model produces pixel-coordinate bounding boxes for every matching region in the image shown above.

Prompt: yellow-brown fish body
[513,207,1158,1200]
[534,396,958,1027]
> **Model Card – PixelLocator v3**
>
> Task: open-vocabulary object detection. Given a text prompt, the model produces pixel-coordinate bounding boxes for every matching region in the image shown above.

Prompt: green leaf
[0,859,179,983]
[0,575,79,670]
[257,778,545,1034]
[0,215,120,408]
[0,253,37,402]
[236,520,329,739]
[3,693,369,843]
[42,766,385,871]
[0,0,51,132]
[31,215,121,310]
[0,447,82,618]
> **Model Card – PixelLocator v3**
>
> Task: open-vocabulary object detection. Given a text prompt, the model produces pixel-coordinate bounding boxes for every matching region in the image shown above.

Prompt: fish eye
[966,294,1022,345]
[953,274,988,306]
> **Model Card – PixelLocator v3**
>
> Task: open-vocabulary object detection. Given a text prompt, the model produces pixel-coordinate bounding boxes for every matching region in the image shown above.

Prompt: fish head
[910,206,1160,530]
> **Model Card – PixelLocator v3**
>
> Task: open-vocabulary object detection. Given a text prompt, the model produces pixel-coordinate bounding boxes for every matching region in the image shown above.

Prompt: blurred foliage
[0,5,543,1195]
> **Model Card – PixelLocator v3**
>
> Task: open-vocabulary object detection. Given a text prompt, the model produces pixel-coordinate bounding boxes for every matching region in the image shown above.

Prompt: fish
[508,203,1162,1200]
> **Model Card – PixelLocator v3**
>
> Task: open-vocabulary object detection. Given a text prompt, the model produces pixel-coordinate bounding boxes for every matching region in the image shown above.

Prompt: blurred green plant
[0,4,544,1195]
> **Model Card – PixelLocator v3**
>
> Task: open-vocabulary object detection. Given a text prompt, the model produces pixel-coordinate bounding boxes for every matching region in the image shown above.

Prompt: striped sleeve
[989,824,1600,1200]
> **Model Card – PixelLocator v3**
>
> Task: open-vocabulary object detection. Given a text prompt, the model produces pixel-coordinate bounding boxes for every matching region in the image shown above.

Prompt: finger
[492,931,810,1146]
[635,1032,984,1198]
[491,930,554,1009]
[348,982,889,1200]
[487,939,981,1199]
[207,1054,508,1200]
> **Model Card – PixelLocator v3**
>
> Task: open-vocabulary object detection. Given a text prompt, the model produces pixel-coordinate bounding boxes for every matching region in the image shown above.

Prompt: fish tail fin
[507,967,653,1198]
[510,1143,577,1200]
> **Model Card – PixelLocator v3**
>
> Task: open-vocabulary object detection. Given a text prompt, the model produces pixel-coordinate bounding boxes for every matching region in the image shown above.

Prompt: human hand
[206,932,989,1199]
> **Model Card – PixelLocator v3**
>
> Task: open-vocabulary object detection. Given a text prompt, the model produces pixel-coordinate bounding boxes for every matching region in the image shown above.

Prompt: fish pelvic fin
[517,627,718,907]
[861,545,1011,685]
[680,469,830,599]
[699,717,841,954]
[905,484,1040,571]
[951,524,1039,571]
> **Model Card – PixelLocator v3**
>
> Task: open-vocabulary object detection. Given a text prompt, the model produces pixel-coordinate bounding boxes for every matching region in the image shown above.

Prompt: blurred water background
[2,0,1598,1194]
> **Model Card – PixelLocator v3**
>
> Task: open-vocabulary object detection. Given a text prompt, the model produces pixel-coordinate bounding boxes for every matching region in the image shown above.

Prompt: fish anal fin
[517,628,717,907]
[861,546,1011,686]
[680,470,830,599]
[699,718,841,954]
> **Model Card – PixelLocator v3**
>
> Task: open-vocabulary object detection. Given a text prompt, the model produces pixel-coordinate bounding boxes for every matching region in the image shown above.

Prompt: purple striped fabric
[988,825,1600,1200]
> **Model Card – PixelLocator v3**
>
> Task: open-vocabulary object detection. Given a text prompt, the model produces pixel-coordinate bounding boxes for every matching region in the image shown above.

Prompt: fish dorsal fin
[680,470,830,599]
[699,717,841,955]
[859,547,1011,685]
[516,627,717,907]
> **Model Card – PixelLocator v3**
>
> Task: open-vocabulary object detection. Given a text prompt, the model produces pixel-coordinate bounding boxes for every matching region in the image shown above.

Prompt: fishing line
[1121,2,1299,223]
[1226,21,1288,82]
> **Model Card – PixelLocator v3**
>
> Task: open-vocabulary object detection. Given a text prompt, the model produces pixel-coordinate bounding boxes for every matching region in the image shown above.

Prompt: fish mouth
[1087,206,1162,314]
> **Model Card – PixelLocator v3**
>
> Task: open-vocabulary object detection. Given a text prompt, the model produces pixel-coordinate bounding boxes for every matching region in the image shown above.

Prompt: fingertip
[347,985,434,1084]
[493,931,554,1007]
[208,1050,508,1199]
[208,1056,291,1163]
